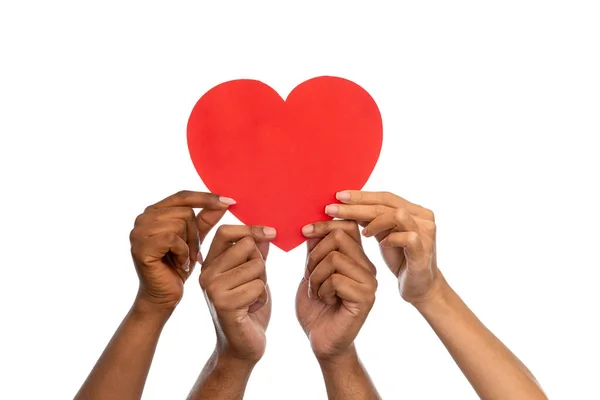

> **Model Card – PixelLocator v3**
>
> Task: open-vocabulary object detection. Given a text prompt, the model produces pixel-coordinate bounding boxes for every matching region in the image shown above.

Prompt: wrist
[411,274,453,316]
[214,348,258,375]
[131,293,174,326]
[316,344,359,370]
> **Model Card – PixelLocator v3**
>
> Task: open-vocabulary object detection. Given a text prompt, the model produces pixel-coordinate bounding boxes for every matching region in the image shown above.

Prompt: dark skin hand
[298,220,381,400]
[326,190,547,400]
[75,191,234,400]
[187,225,276,400]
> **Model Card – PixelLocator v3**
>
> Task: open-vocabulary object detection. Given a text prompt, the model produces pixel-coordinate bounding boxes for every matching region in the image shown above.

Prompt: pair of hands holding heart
[130,189,440,364]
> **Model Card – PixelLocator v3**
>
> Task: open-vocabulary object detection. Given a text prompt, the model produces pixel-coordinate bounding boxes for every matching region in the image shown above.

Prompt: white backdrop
[1,1,599,399]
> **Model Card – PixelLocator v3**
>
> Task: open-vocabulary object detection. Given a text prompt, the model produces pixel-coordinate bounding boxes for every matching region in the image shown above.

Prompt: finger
[301,219,361,244]
[324,204,394,222]
[135,220,187,240]
[309,251,374,299]
[214,257,266,291]
[362,208,420,238]
[224,279,268,312]
[140,232,190,272]
[380,231,425,262]
[135,209,200,263]
[207,237,262,275]
[147,190,234,211]
[335,190,434,220]
[196,208,228,244]
[305,229,374,278]
[318,273,374,307]
[204,225,276,265]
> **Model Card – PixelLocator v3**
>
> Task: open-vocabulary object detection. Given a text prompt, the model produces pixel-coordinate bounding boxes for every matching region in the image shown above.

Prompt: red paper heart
[187,76,382,252]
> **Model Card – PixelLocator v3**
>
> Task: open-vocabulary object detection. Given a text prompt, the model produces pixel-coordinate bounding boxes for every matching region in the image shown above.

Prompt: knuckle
[238,236,256,249]
[163,231,179,244]
[394,208,409,223]
[375,205,388,215]
[176,219,187,232]
[129,228,139,242]
[423,208,435,221]
[185,208,196,220]
[216,224,232,238]
[422,220,437,235]
[407,231,421,246]
[382,191,394,202]
[199,273,210,290]
[331,228,346,242]
[134,213,146,227]
[368,262,377,277]
[247,257,266,274]
[175,190,191,198]
[366,290,376,305]
[204,283,219,301]
[328,251,343,265]
[330,273,341,287]
[320,221,335,233]
[354,191,364,203]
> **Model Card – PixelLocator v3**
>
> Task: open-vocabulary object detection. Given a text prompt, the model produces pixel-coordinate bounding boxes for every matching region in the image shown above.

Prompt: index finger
[301,220,361,252]
[147,190,235,211]
[203,225,277,266]
[335,190,430,219]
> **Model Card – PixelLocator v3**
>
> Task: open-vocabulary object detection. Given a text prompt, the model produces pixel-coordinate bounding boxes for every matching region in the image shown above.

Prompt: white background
[1,1,599,399]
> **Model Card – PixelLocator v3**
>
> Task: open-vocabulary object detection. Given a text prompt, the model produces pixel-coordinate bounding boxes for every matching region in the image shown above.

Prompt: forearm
[415,279,546,400]
[187,349,256,400]
[318,346,381,400]
[75,297,170,400]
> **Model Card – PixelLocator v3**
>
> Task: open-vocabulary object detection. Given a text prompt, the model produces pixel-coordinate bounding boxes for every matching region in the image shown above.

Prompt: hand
[199,225,277,363]
[325,190,440,305]
[297,220,377,361]
[129,190,234,313]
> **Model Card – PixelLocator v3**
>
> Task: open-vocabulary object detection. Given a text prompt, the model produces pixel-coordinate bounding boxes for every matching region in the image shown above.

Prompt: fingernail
[197,251,203,265]
[183,258,190,272]
[219,196,237,206]
[362,227,369,236]
[301,224,314,235]
[325,205,339,216]
[336,191,351,201]
[263,226,277,236]
[308,286,313,299]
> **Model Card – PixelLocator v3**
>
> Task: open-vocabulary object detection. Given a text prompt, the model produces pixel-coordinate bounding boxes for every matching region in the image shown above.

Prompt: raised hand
[326,191,439,304]
[297,220,377,361]
[199,225,276,362]
[129,190,234,312]
[76,190,233,400]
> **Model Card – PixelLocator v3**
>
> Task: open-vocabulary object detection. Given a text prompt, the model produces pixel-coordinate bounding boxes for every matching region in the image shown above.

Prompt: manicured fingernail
[219,196,237,206]
[183,258,190,272]
[197,251,203,265]
[302,224,314,235]
[263,226,277,236]
[336,191,351,201]
[308,286,313,299]
[325,205,339,216]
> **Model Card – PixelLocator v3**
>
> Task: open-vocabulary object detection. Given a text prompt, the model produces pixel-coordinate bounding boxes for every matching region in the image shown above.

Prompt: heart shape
[187,76,383,252]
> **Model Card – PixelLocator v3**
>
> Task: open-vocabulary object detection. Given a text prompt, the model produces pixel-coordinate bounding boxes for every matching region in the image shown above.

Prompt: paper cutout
[187,76,383,252]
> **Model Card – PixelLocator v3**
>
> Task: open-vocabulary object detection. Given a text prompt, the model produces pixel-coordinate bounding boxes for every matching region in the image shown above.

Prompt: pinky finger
[317,273,367,306]
[380,231,424,261]
[229,279,268,312]
[147,232,190,272]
